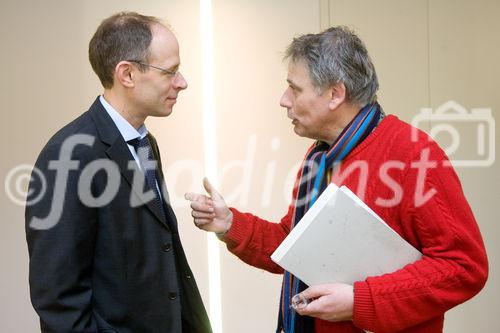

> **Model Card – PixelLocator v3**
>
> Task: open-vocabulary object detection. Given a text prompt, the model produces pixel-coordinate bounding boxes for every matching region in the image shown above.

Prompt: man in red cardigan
[185,27,488,332]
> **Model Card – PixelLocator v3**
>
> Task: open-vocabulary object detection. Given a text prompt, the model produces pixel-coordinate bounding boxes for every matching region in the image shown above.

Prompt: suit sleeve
[25,142,98,333]
[352,142,488,332]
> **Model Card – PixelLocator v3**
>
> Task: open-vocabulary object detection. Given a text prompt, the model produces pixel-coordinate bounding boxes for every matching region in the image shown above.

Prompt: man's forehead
[288,59,309,74]
[151,24,177,45]
[289,57,309,67]
[149,25,180,64]
[287,60,311,84]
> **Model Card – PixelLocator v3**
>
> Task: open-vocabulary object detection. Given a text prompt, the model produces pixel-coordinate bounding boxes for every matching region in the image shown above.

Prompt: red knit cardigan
[222,115,488,333]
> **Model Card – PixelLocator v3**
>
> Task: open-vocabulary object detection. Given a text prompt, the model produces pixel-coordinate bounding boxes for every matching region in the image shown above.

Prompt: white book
[271,183,422,286]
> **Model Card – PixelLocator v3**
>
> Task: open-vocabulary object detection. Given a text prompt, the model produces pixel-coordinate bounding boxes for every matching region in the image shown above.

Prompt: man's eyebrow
[168,63,180,71]
[287,79,301,90]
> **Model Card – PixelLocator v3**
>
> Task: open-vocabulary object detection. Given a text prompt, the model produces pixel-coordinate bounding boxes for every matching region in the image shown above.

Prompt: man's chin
[293,125,303,137]
[293,126,315,140]
[154,108,173,117]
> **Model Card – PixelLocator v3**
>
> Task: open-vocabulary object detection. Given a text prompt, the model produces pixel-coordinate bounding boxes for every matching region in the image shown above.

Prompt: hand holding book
[294,283,354,322]
[271,184,422,287]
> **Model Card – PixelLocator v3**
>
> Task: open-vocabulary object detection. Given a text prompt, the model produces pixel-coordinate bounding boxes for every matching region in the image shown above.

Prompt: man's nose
[280,88,292,108]
[174,72,188,90]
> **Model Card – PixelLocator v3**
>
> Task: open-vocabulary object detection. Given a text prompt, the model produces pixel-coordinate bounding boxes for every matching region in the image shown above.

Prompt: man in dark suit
[25,12,212,333]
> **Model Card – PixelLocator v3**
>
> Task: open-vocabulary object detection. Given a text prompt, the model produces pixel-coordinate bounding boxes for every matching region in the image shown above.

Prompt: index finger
[190,199,214,213]
[185,192,204,202]
[300,285,331,300]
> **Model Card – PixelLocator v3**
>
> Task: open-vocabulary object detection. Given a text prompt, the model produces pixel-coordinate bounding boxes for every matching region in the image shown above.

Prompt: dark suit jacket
[25,98,212,333]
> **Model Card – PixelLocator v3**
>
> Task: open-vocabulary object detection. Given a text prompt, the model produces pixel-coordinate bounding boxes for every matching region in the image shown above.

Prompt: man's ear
[114,61,135,88]
[328,82,347,110]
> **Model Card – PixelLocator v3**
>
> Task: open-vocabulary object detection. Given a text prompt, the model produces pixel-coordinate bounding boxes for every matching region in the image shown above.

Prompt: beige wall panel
[1,1,90,332]
[212,0,319,331]
[428,0,500,332]
[328,0,430,124]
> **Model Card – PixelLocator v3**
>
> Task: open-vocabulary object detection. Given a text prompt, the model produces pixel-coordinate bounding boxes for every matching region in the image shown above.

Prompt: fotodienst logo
[411,101,495,167]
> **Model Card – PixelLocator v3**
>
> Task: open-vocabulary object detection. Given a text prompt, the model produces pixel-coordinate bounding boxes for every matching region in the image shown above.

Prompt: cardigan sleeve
[353,141,488,332]
[219,144,318,273]
[220,168,304,273]
[221,206,292,273]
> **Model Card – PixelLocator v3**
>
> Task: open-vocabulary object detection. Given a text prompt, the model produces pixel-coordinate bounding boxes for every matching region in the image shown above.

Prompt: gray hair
[284,26,379,106]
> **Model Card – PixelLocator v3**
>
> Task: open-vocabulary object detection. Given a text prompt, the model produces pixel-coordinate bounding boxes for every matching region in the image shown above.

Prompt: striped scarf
[277,102,382,333]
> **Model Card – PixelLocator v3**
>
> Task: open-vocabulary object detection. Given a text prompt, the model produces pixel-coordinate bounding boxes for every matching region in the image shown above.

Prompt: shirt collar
[99,95,147,141]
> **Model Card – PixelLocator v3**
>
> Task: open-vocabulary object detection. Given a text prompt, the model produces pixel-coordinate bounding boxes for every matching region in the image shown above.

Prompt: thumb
[203,177,222,200]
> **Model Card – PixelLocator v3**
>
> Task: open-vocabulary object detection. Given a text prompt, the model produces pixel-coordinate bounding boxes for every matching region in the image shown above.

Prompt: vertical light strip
[200,1,223,333]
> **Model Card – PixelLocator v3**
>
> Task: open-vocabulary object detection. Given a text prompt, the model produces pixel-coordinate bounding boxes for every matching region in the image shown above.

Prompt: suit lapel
[88,98,171,230]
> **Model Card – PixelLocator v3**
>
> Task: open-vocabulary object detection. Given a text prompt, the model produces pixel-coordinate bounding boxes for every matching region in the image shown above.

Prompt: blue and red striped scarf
[277,102,383,333]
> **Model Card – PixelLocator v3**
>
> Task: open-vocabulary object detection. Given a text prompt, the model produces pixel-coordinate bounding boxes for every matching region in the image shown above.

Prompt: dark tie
[127,136,167,219]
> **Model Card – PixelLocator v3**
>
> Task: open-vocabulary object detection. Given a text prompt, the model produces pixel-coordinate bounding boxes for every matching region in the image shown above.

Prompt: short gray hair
[284,26,379,106]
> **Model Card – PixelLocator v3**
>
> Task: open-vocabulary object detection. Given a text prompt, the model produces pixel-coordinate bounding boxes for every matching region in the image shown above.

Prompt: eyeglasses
[128,60,180,77]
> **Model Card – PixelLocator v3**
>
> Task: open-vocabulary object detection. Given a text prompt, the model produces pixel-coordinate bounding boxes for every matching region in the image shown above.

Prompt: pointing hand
[185,178,233,234]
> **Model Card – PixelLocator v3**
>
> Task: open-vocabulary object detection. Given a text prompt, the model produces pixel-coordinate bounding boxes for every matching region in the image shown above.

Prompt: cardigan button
[162,243,172,252]
[168,292,177,300]
[185,273,192,280]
